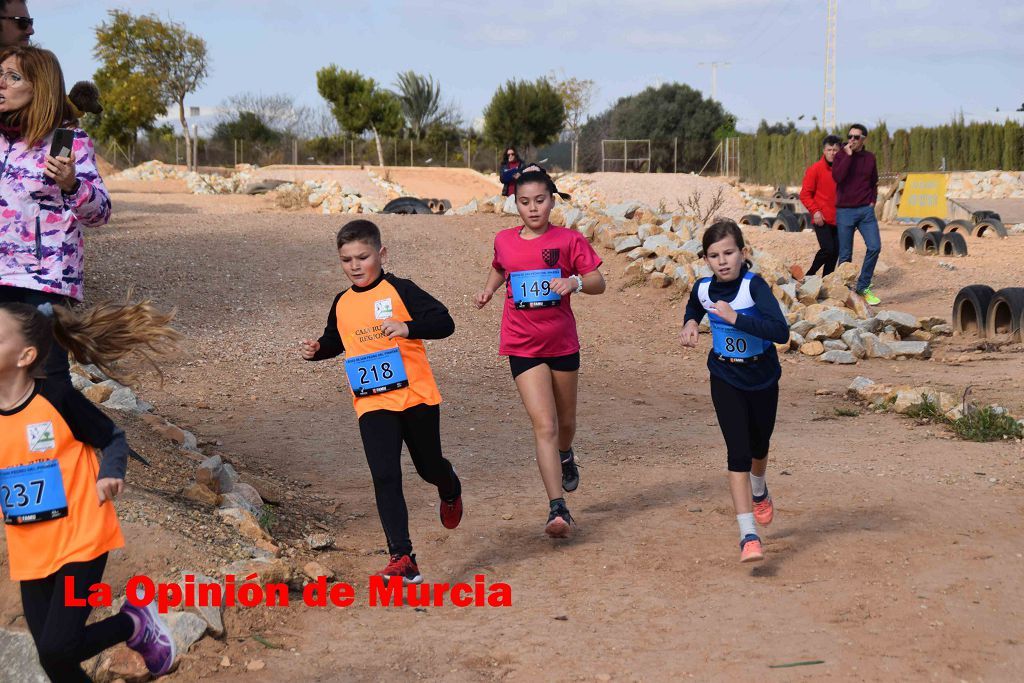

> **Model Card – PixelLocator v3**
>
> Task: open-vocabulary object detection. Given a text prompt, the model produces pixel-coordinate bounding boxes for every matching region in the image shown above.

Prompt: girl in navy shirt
[681,220,789,563]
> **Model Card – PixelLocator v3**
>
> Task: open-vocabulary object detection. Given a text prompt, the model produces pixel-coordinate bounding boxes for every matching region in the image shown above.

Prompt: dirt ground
[384,168,501,207]
[3,179,1024,682]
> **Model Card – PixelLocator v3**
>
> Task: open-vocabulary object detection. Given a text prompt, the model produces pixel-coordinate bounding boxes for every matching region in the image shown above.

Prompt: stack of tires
[901,212,1007,258]
[739,210,810,232]
[952,284,1024,342]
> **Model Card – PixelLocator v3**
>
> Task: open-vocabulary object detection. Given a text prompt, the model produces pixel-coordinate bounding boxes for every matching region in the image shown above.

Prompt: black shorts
[508,352,580,379]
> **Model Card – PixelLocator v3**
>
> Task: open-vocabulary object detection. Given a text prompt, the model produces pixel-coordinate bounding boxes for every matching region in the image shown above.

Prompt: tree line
[85,10,1023,177]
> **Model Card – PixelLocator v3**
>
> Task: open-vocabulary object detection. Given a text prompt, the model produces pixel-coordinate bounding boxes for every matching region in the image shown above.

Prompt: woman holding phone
[0,45,111,384]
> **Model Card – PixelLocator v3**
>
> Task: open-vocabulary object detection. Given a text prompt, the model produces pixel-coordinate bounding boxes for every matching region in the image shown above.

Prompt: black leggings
[0,286,72,385]
[806,224,839,277]
[710,376,779,472]
[20,553,135,682]
[357,403,459,557]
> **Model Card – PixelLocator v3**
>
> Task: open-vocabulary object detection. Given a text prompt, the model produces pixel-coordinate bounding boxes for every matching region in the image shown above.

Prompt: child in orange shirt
[0,300,179,680]
[301,220,462,584]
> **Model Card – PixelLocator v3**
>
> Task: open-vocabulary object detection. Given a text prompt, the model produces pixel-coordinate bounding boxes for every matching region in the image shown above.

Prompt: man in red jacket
[800,134,842,276]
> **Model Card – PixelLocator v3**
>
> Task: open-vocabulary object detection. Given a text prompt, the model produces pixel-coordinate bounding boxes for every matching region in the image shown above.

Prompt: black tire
[944,219,974,235]
[438,199,452,212]
[797,212,812,231]
[761,214,775,227]
[770,191,785,210]
[772,210,800,232]
[921,230,941,255]
[381,196,432,215]
[739,214,763,226]
[916,216,946,233]
[939,231,968,257]
[985,287,1024,341]
[974,218,1008,239]
[972,210,1001,224]
[242,179,288,195]
[901,227,927,254]
[952,284,996,337]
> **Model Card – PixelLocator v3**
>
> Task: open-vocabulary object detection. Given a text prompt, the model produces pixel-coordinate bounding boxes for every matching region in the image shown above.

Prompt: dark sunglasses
[848,134,863,140]
[1,16,33,30]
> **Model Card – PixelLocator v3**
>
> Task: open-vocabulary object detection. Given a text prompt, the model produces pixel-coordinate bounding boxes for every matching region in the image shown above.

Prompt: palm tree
[394,71,442,140]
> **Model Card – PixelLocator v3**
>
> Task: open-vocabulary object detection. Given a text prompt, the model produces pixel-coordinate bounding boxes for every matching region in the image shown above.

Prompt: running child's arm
[302,293,345,361]
[680,287,704,346]
[386,276,455,340]
[40,381,129,502]
[475,267,506,308]
[728,278,791,344]
[550,232,605,296]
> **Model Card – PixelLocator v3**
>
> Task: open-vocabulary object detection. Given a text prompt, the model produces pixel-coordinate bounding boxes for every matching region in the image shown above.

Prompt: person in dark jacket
[800,134,842,276]
[499,146,522,197]
[832,123,881,305]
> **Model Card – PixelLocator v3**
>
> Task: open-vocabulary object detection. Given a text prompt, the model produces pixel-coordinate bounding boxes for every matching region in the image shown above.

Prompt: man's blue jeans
[836,205,881,293]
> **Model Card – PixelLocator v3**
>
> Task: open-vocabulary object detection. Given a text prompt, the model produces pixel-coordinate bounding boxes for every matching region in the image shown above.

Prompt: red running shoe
[740,534,764,563]
[440,494,463,529]
[375,553,423,584]
[753,495,774,526]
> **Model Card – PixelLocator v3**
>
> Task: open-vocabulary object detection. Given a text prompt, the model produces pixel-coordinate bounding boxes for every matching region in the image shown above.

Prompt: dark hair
[822,134,842,147]
[0,299,179,381]
[701,219,746,255]
[504,146,518,159]
[513,167,570,200]
[336,219,382,249]
[850,123,868,137]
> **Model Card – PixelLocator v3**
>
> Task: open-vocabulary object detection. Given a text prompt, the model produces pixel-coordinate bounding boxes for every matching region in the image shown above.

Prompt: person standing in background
[800,134,842,277]
[832,123,881,305]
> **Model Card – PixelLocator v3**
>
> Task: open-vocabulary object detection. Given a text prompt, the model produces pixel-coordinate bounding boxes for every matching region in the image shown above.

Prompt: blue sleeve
[733,277,790,344]
[683,285,705,324]
[499,164,519,184]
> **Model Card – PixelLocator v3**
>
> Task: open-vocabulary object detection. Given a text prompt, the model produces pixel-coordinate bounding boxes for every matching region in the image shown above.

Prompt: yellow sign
[898,173,948,219]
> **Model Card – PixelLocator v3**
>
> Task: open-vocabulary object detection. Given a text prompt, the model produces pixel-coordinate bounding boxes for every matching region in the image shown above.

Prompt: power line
[697,62,731,101]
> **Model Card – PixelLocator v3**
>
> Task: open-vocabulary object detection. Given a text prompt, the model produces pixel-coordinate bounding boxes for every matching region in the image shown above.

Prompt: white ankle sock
[750,474,766,498]
[737,513,757,539]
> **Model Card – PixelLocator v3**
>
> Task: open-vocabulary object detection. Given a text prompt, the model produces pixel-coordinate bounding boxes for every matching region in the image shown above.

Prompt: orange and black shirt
[0,380,128,581]
[308,272,454,416]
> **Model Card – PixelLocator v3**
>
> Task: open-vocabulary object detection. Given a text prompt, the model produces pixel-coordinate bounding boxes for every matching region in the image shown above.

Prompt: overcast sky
[48,0,1024,134]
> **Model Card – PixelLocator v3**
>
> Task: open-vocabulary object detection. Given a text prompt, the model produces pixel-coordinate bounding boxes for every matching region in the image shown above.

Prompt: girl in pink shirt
[475,168,605,537]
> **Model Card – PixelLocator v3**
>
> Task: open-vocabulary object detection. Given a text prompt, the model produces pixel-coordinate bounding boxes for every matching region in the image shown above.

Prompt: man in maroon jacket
[832,123,881,305]
[800,134,842,276]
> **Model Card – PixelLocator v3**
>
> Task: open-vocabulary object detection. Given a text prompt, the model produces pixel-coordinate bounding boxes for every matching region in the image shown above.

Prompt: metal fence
[100,134,743,177]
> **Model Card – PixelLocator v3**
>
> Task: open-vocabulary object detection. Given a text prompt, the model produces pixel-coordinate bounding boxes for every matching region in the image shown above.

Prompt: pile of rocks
[274,180,382,214]
[947,171,1024,200]
[366,169,407,198]
[115,160,263,196]
[847,376,1022,428]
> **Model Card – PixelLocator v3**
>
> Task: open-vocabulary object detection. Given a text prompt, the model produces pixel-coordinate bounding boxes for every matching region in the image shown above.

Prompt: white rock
[164,611,208,655]
[819,350,857,364]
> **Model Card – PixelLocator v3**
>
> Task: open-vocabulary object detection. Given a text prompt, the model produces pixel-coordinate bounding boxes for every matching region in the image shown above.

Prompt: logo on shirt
[542,248,560,267]
[26,422,56,452]
[374,298,394,321]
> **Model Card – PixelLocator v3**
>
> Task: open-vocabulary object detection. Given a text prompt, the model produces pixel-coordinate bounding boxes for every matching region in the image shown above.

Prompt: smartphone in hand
[48,128,74,158]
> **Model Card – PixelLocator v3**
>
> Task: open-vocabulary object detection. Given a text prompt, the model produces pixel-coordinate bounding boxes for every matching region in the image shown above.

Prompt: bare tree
[219,92,311,137]
[678,187,727,225]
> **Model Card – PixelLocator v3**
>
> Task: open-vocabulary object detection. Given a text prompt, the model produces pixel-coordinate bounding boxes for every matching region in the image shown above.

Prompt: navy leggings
[710,376,779,472]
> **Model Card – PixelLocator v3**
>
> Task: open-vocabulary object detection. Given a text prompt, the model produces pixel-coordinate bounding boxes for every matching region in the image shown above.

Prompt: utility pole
[698,61,731,101]
[823,0,839,131]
